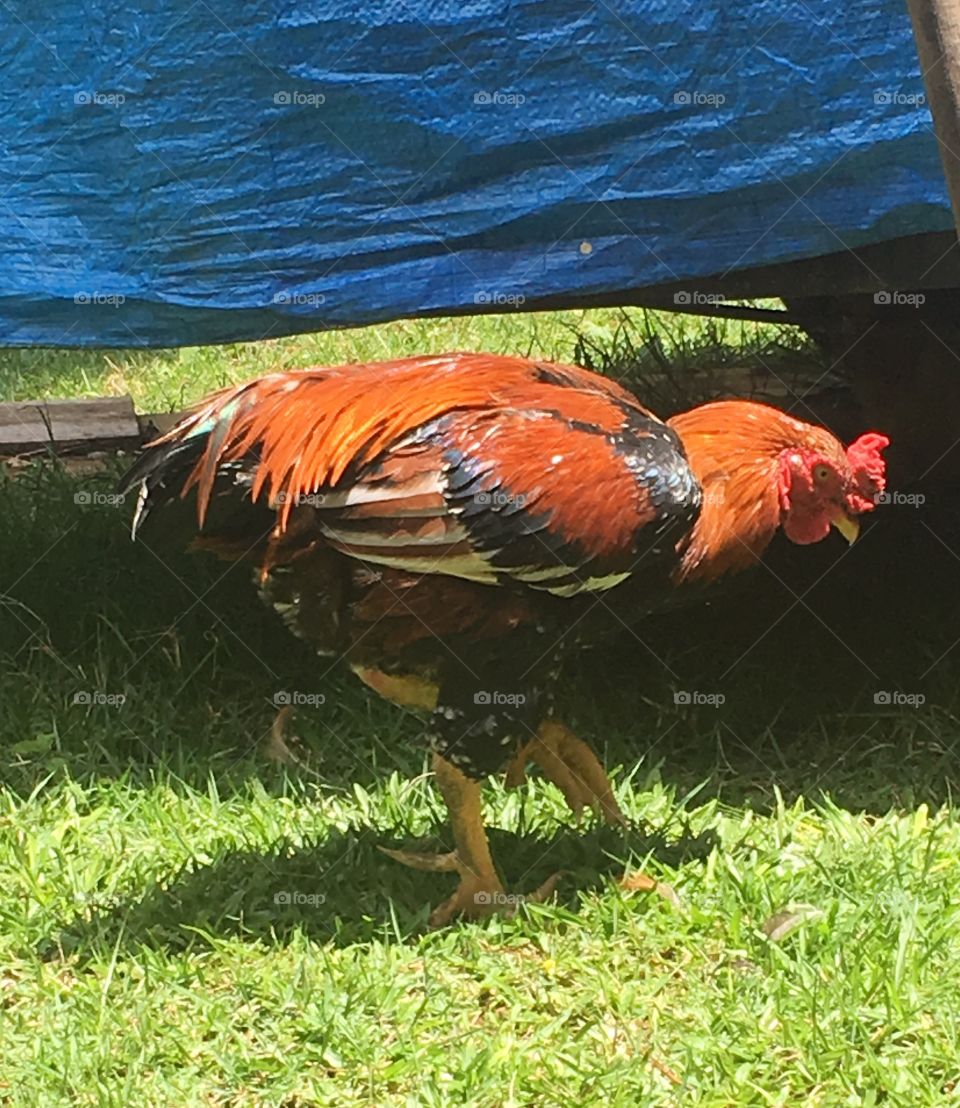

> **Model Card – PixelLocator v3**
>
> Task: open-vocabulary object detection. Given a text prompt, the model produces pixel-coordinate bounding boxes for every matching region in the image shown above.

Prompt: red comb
[845,432,890,512]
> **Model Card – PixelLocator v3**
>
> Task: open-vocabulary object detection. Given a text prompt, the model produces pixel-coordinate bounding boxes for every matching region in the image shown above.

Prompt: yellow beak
[830,511,860,545]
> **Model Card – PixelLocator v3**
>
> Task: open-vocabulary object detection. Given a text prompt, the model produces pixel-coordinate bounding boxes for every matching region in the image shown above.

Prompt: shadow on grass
[43,820,716,959]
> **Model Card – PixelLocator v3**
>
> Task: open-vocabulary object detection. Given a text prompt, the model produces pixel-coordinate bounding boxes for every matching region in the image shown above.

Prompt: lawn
[2,310,959,1106]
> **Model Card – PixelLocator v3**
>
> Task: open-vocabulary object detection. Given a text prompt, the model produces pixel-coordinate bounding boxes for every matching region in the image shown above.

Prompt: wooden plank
[0,396,141,454]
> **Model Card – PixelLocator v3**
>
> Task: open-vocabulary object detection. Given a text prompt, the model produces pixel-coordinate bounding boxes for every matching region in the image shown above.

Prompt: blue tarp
[0,1,950,347]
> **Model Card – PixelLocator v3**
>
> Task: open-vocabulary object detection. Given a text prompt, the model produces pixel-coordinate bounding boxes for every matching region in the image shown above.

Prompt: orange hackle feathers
[154,353,650,529]
[668,401,887,583]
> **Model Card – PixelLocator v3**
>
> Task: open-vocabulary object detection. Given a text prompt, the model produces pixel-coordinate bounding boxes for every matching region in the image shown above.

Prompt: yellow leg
[382,753,561,926]
[509,719,626,827]
[503,742,531,789]
[432,753,508,925]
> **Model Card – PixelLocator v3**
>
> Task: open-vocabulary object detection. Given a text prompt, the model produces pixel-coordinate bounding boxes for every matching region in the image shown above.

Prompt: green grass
[2,311,960,1105]
[0,304,806,414]
[0,309,613,411]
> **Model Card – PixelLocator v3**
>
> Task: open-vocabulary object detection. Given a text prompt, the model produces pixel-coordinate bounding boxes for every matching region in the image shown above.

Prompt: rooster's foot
[505,720,627,827]
[380,846,561,926]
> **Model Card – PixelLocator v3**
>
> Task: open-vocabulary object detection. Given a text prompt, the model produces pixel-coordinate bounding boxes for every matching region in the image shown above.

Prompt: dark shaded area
[788,290,960,488]
[45,820,716,959]
[577,491,960,807]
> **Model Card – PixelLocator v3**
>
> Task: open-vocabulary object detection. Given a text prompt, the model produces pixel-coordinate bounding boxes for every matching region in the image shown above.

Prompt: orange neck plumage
[668,401,814,585]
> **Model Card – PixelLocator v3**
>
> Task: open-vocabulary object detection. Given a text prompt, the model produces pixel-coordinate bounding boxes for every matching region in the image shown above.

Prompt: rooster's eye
[813,464,832,483]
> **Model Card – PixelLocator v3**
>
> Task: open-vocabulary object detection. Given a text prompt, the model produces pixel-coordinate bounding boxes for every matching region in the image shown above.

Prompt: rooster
[120,353,889,925]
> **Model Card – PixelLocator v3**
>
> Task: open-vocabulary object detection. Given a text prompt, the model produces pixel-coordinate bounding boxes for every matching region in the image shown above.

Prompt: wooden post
[908,0,960,239]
